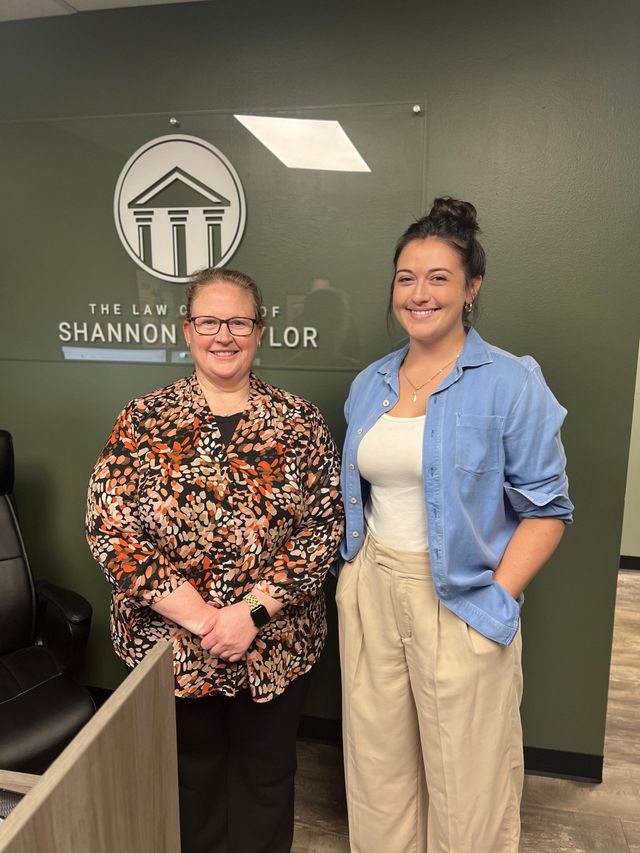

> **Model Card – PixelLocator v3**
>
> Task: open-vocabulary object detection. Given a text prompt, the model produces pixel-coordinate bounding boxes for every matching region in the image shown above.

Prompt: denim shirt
[340,328,573,645]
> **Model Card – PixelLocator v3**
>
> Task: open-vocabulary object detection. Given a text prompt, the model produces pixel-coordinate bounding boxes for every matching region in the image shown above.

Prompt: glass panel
[0,103,425,370]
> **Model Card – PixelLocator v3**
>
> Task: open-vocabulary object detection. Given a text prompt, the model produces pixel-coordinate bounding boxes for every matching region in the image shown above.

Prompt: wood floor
[292,571,640,852]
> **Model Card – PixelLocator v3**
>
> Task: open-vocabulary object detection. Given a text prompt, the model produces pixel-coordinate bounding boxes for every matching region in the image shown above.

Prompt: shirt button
[383,400,390,407]
[349,463,355,470]
[356,428,363,435]
[349,497,357,504]
[352,531,360,538]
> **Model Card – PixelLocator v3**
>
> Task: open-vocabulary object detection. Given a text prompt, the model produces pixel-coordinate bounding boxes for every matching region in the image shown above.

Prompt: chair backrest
[0,430,36,653]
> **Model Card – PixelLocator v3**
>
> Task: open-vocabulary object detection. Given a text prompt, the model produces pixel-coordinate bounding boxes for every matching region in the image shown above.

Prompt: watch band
[243,592,271,628]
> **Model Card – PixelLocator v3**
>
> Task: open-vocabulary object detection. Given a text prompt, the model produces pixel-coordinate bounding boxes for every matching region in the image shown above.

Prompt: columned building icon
[127,167,231,277]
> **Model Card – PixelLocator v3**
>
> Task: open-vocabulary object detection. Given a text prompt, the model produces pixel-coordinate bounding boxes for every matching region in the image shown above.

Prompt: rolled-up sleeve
[86,403,188,605]
[503,366,573,522]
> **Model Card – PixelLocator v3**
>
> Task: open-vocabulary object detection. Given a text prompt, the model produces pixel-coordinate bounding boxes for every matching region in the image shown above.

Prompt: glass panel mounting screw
[412,105,423,114]
[169,117,181,127]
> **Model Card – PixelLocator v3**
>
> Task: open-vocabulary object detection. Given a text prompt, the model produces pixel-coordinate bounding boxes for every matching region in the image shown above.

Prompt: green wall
[1,0,638,757]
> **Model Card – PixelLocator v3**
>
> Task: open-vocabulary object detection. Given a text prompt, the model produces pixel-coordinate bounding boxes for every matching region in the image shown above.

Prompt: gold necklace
[403,352,460,403]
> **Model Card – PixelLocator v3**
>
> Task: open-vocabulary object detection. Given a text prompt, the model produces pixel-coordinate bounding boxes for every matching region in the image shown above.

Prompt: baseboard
[86,698,603,784]
[620,555,640,571]
[298,716,603,783]
[523,746,603,783]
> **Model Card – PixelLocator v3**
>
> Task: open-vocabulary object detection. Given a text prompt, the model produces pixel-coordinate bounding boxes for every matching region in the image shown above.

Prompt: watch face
[251,604,270,628]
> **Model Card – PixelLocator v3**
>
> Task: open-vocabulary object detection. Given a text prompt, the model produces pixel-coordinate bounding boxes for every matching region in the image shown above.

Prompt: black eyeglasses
[189,316,258,337]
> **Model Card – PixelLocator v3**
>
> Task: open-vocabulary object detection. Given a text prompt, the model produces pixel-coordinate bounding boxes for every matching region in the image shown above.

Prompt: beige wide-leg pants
[336,535,523,853]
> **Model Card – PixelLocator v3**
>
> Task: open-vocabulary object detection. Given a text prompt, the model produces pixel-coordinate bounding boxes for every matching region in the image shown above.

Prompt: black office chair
[0,429,95,773]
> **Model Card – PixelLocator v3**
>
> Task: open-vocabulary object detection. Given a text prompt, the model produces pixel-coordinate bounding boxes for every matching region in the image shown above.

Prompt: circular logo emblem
[114,134,247,284]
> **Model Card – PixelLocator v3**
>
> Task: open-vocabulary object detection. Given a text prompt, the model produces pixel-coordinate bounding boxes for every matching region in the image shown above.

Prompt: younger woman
[337,198,573,853]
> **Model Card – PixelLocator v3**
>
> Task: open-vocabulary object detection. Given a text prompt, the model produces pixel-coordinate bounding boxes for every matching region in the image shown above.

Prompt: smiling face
[183,281,264,390]
[392,237,481,350]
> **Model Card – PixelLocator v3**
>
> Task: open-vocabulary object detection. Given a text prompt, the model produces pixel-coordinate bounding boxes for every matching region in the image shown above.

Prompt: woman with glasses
[87,267,344,853]
[337,198,573,852]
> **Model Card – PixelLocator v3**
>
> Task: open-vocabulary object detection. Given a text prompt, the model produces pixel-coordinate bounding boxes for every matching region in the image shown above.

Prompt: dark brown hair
[389,197,486,326]
[186,267,265,325]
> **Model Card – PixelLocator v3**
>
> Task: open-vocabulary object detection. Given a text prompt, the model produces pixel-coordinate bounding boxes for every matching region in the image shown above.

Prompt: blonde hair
[185,267,265,325]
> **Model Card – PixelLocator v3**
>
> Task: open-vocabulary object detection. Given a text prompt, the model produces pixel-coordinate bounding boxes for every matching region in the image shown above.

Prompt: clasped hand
[199,601,258,663]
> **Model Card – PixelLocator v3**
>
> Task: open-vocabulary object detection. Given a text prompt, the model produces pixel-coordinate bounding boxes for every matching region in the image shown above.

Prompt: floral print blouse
[86,372,344,701]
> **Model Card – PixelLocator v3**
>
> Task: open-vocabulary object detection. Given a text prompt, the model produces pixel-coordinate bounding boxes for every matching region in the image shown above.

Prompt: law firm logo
[114,135,247,284]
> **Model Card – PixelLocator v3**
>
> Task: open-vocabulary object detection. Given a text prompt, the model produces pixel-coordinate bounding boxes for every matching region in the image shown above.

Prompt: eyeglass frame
[188,315,260,337]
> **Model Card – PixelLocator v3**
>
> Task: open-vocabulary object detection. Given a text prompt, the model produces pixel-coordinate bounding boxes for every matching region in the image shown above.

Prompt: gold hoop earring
[464,301,474,313]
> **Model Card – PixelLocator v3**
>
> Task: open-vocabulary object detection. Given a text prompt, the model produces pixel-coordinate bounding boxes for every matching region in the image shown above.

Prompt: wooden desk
[0,641,180,853]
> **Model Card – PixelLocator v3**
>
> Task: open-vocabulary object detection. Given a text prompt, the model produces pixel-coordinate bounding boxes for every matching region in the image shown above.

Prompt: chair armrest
[36,581,92,626]
[35,581,92,676]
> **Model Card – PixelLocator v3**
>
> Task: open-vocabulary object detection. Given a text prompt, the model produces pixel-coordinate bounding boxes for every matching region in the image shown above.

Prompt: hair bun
[427,197,479,237]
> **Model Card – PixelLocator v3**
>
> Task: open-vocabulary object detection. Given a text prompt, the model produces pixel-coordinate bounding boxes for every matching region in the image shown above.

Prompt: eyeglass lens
[192,317,255,336]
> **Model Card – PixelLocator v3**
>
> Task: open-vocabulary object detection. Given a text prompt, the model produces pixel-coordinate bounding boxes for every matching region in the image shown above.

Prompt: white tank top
[357,414,429,552]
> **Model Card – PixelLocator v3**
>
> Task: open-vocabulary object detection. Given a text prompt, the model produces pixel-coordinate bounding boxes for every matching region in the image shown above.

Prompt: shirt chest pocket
[455,414,504,474]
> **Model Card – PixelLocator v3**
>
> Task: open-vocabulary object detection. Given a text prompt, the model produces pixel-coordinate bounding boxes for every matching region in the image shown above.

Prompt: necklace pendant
[412,390,417,404]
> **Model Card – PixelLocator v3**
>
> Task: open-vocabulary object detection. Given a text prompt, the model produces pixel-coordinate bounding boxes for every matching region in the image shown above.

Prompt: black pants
[175,671,311,853]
